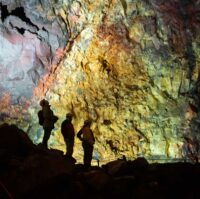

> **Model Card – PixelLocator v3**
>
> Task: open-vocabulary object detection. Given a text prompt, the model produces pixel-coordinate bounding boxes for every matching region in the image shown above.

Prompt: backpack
[53,115,58,124]
[38,110,44,125]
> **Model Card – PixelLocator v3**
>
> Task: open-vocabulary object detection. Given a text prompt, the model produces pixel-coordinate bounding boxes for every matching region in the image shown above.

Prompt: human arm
[77,129,84,141]
[90,129,95,145]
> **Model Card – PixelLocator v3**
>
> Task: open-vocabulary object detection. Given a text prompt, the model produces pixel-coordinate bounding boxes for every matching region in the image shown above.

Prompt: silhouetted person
[61,113,75,159]
[39,99,58,148]
[77,120,95,168]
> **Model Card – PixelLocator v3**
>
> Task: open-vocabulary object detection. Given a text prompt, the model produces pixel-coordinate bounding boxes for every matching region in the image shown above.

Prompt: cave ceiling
[0,0,200,163]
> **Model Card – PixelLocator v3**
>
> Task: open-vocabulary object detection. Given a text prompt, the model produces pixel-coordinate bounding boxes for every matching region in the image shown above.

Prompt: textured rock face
[0,0,68,103]
[1,0,200,164]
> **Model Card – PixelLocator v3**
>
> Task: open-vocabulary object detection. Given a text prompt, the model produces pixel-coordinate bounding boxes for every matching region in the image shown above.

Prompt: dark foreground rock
[0,124,200,199]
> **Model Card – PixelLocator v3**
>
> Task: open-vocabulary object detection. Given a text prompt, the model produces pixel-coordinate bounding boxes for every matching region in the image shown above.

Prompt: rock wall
[0,0,68,103]
[0,0,200,164]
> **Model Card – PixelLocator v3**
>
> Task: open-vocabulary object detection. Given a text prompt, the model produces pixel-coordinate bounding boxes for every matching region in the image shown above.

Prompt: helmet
[84,119,92,125]
[66,113,73,118]
[40,99,49,107]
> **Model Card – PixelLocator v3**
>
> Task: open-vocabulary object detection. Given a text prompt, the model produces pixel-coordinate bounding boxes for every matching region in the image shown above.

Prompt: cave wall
[0,0,200,163]
[0,0,68,103]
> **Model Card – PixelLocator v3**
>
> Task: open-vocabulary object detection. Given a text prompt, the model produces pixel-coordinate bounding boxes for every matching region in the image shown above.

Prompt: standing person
[39,99,58,148]
[61,113,75,160]
[77,120,95,168]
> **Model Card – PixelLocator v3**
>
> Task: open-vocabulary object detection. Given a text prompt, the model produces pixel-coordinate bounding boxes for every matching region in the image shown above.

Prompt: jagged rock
[0,123,36,159]
[79,170,112,191]
[0,124,75,199]
[0,124,200,199]
[131,157,149,170]
[102,159,128,176]
[0,1,68,103]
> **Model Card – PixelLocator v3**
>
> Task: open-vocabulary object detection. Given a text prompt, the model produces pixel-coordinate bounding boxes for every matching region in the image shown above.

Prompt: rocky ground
[0,123,200,199]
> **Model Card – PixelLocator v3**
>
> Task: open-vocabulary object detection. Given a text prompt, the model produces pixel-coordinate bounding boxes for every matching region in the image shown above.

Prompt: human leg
[83,142,93,167]
[42,127,52,147]
[66,138,74,157]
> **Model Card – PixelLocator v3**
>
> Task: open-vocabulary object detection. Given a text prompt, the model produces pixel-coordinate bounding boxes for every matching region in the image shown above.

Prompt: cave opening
[0,4,39,30]
[10,7,39,30]
[15,27,25,34]
[0,3,9,22]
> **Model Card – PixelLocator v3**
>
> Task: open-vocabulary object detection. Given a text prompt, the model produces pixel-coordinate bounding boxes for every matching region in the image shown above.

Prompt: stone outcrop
[0,0,200,163]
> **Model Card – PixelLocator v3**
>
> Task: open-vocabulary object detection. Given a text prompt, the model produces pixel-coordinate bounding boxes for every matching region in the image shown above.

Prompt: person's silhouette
[61,113,75,159]
[77,120,95,168]
[39,99,58,148]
